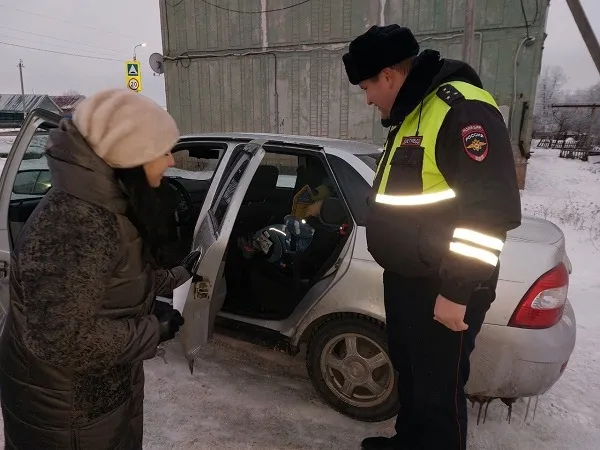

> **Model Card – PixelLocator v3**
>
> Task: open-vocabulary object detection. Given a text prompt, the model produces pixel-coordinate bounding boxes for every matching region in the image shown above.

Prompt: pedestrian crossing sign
[125,60,142,92]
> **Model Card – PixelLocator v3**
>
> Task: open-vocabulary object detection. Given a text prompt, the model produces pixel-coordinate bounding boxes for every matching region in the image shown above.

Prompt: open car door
[0,109,61,336]
[173,139,267,371]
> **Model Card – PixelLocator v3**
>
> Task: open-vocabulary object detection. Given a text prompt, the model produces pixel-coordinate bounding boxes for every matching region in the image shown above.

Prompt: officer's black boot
[361,435,406,450]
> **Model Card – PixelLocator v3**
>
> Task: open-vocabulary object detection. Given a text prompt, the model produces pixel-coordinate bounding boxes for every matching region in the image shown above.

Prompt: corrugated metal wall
[160,0,549,186]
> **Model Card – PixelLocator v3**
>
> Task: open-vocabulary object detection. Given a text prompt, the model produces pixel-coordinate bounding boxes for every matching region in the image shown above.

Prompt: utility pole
[462,0,476,65]
[566,0,600,77]
[17,59,26,118]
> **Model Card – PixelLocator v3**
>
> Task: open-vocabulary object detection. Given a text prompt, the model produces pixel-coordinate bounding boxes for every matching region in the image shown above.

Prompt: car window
[327,154,372,226]
[261,153,298,188]
[210,150,251,233]
[167,144,226,181]
[36,170,52,192]
[356,153,381,172]
[13,170,39,194]
[11,129,51,200]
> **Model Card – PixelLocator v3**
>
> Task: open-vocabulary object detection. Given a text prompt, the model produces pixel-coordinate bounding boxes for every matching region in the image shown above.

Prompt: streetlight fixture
[133,42,147,61]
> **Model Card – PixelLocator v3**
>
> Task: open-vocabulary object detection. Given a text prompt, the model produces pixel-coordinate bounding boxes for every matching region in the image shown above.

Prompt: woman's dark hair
[114,167,174,267]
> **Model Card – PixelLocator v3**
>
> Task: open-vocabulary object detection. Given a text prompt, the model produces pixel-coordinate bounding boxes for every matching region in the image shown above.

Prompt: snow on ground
[455,147,600,449]
[0,144,598,449]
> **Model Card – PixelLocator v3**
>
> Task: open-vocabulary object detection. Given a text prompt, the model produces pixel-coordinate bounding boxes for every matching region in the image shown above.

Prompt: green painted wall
[159,0,550,186]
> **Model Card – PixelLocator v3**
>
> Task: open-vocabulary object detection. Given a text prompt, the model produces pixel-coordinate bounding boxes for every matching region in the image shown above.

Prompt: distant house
[50,95,85,117]
[0,94,62,128]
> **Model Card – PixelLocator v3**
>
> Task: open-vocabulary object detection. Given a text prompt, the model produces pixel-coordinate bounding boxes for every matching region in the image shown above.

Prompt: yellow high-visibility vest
[374,81,505,267]
[375,80,499,206]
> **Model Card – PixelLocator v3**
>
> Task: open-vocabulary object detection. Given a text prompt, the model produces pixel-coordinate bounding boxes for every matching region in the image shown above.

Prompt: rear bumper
[466,300,576,398]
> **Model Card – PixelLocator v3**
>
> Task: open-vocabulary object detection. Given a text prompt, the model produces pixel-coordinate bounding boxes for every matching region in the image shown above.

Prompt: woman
[0,89,196,449]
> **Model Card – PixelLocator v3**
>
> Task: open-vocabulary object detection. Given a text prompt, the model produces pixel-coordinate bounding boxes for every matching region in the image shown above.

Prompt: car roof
[179,132,383,156]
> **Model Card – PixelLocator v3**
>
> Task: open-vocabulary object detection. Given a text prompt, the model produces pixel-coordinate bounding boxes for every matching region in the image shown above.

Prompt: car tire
[306,315,399,422]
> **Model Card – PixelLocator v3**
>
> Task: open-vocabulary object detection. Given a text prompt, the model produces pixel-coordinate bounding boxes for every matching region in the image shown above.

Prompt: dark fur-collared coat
[0,120,189,449]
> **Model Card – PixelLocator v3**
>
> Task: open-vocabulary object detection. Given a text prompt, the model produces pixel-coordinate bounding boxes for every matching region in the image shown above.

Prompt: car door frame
[174,139,268,364]
[0,108,61,335]
[171,137,252,236]
[214,145,359,338]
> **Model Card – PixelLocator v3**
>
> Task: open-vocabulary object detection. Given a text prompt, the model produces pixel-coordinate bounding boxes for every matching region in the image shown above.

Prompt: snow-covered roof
[50,95,85,112]
[0,94,60,113]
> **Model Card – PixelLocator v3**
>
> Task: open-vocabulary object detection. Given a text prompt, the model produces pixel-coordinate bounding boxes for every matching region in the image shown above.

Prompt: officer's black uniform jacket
[366,50,522,306]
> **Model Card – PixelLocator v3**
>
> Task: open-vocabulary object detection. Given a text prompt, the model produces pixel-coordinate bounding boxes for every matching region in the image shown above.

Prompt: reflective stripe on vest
[375,81,499,206]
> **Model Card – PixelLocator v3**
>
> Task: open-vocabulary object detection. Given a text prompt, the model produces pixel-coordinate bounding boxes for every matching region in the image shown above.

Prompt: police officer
[342,25,522,450]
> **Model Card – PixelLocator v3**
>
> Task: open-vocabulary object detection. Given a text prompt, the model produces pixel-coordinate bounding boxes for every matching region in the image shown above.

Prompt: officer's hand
[433,295,468,332]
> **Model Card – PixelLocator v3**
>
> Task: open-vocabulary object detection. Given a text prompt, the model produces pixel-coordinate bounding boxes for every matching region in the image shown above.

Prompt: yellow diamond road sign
[126,60,142,92]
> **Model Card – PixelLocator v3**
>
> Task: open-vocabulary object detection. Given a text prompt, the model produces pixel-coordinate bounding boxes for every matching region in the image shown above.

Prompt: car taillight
[508,263,569,329]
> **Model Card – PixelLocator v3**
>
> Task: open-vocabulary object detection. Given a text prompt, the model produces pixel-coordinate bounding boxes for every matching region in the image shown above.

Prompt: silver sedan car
[2,110,576,422]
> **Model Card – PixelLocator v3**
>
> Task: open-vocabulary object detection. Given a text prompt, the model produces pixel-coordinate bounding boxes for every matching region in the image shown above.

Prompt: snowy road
[0,146,598,449]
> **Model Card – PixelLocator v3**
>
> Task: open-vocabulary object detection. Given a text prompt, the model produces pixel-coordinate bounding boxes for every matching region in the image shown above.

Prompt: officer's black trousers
[383,269,497,450]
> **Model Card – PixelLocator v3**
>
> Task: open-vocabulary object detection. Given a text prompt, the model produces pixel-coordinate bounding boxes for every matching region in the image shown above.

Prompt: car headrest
[295,164,328,191]
[245,165,279,202]
[320,197,347,225]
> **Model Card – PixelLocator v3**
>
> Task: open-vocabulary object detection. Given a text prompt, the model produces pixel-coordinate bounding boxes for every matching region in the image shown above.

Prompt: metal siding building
[50,95,86,116]
[0,94,63,128]
[0,94,62,115]
[159,0,549,187]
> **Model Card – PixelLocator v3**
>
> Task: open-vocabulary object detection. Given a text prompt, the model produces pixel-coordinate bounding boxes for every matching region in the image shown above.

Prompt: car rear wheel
[306,315,399,422]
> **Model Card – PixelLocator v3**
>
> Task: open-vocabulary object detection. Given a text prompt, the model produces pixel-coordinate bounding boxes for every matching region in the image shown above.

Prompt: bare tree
[553,108,570,135]
[585,83,600,145]
[561,82,600,145]
[533,66,568,132]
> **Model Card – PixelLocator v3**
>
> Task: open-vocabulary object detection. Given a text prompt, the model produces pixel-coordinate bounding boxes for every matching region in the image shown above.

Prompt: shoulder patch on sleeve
[461,124,488,162]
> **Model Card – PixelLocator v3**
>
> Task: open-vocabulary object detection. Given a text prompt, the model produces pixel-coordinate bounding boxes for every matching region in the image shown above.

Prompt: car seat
[292,197,349,283]
[235,164,279,233]
[248,197,349,314]
[293,162,329,194]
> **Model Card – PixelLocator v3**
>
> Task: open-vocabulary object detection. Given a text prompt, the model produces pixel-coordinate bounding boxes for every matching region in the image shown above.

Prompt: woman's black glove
[181,250,201,276]
[154,304,185,343]
[153,299,173,318]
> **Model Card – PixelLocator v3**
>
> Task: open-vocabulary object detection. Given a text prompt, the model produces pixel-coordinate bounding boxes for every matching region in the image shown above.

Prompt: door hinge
[193,277,210,300]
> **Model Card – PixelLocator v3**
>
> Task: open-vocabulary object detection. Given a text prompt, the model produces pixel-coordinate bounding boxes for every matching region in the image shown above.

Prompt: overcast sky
[0,0,599,107]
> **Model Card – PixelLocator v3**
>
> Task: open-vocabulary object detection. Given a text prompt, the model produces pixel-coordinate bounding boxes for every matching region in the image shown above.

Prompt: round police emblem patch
[461,124,488,162]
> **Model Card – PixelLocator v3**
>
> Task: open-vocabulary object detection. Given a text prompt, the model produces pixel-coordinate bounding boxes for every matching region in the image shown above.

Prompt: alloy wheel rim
[320,332,394,408]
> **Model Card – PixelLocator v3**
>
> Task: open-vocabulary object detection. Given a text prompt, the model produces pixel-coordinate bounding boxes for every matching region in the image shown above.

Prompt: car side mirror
[12,169,52,196]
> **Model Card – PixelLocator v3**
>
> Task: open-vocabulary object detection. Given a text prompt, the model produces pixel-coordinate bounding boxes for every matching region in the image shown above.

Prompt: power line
[198,0,311,14]
[0,4,138,39]
[0,33,125,58]
[519,0,531,39]
[0,41,122,62]
[531,0,539,26]
[0,25,129,55]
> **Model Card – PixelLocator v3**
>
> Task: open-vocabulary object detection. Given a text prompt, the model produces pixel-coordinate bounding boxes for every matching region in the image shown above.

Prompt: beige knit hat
[73,89,180,169]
